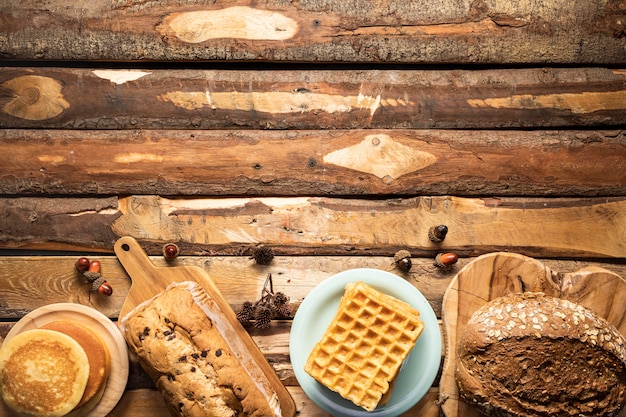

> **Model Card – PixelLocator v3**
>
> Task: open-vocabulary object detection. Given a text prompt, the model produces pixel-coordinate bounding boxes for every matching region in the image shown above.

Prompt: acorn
[98,281,113,296]
[92,276,113,296]
[250,246,274,265]
[434,252,459,270]
[428,225,448,242]
[162,243,180,261]
[88,260,101,273]
[75,257,90,273]
[393,250,412,273]
[83,271,101,283]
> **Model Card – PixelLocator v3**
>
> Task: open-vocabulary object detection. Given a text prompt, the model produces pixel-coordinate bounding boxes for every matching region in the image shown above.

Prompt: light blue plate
[290,268,441,417]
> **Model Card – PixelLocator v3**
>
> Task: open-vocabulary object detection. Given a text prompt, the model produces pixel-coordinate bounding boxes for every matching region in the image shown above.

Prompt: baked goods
[119,281,284,417]
[304,281,424,412]
[40,320,111,410]
[0,329,90,417]
[456,292,626,417]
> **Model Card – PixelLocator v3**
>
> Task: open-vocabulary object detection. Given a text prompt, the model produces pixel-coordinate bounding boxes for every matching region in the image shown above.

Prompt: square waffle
[304,281,424,412]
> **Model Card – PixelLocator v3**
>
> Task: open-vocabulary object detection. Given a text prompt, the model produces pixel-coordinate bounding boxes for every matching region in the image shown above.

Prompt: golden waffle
[304,281,424,412]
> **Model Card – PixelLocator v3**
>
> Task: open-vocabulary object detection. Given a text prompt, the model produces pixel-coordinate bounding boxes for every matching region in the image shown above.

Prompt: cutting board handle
[115,236,168,319]
[114,235,156,274]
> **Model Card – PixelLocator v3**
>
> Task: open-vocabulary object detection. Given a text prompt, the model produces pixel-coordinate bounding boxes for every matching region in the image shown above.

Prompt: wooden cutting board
[114,236,297,417]
[440,252,626,417]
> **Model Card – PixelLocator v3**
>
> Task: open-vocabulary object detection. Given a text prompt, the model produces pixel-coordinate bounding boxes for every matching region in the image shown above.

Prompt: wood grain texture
[1,67,625,129]
[2,2,625,416]
[1,129,625,197]
[2,195,625,258]
[439,252,626,417]
[0,255,463,320]
[1,254,625,321]
[1,0,624,64]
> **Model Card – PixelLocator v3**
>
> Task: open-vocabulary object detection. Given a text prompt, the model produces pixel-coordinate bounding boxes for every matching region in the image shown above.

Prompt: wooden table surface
[1,255,625,416]
[1,0,626,416]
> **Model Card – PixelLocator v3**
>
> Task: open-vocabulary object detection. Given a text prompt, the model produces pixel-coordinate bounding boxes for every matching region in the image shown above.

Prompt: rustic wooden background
[1,1,625,416]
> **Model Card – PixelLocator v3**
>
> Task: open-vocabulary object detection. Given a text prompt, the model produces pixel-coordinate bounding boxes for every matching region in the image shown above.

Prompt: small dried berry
[428,225,448,242]
[163,243,179,260]
[250,246,274,265]
[434,252,459,270]
[75,257,90,273]
[393,250,412,272]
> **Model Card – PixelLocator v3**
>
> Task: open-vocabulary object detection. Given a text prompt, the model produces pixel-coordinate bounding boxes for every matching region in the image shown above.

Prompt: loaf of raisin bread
[120,281,283,417]
[456,292,626,417]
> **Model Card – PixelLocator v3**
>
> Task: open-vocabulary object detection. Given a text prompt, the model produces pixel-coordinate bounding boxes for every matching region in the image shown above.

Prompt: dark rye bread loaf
[456,292,626,417]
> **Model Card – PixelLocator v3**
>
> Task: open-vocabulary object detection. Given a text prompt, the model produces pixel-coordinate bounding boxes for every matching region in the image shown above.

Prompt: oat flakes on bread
[119,281,284,417]
[456,292,626,417]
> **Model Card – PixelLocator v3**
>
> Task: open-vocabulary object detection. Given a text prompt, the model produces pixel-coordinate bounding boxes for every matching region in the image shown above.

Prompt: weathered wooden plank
[1,255,625,320]
[2,196,626,258]
[1,1,624,64]
[1,67,625,129]
[0,255,461,320]
[1,129,625,197]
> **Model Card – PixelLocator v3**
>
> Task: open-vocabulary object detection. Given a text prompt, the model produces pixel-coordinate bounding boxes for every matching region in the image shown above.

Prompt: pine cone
[236,301,255,324]
[273,291,289,306]
[250,246,274,265]
[275,303,292,318]
[254,304,273,329]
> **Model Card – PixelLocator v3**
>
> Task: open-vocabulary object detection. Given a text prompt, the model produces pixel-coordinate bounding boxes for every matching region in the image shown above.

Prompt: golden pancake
[41,320,111,410]
[0,329,90,417]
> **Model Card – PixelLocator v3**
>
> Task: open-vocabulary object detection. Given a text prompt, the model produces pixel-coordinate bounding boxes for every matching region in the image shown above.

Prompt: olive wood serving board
[114,236,296,417]
[439,252,626,417]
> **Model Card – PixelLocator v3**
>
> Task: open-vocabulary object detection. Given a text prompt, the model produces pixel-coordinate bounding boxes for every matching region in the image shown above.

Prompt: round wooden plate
[2,303,129,417]
[439,252,626,417]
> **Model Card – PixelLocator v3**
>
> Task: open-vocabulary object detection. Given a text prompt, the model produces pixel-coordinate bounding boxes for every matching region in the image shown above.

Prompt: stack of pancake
[0,320,111,417]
